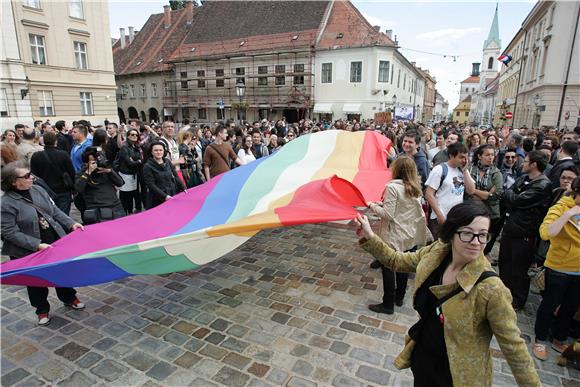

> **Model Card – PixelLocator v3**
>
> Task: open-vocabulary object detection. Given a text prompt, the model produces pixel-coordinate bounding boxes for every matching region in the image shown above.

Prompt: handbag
[529,266,545,291]
[42,151,74,190]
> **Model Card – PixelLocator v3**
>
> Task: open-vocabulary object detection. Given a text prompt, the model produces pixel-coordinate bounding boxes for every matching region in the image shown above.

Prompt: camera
[95,151,109,168]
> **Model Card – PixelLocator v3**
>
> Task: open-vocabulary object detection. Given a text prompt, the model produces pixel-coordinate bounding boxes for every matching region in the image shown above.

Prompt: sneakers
[533,342,548,361]
[368,303,394,315]
[38,313,50,326]
[64,298,85,310]
[551,340,568,354]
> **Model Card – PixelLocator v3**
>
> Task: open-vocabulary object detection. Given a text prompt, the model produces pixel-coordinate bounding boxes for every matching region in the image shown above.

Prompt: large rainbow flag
[1,130,391,288]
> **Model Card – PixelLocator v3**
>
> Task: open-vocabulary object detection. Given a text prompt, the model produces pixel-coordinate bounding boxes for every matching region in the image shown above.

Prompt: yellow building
[452,95,471,124]
[6,0,117,126]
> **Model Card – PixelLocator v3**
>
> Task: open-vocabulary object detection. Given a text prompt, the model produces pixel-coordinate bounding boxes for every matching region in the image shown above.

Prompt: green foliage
[168,0,203,9]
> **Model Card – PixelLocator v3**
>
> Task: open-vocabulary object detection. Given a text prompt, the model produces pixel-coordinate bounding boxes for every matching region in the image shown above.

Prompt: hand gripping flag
[1,130,392,288]
[498,54,512,66]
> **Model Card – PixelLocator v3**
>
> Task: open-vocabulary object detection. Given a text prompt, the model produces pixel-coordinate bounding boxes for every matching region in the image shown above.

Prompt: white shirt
[425,162,465,220]
[237,149,256,165]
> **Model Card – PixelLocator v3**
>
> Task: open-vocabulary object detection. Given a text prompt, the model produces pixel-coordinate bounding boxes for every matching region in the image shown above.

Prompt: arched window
[488,57,494,69]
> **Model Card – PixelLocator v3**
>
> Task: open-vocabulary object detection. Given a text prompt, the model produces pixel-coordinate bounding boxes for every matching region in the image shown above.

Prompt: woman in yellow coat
[355,200,540,386]
[533,177,580,361]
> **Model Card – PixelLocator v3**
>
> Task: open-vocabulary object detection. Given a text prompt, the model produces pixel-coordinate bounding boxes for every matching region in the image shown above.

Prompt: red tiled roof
[461,76,480,84]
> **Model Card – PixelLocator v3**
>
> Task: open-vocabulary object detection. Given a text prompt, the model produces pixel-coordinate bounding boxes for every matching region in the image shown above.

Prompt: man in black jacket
[499,150,552,310]
[54,120,72,154]
[545,140,578,189]
[30,132,75,215]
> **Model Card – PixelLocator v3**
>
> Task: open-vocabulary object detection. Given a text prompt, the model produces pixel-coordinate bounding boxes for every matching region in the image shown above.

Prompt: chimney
[385,29,392,39]
[128,26,134,44]
[185,1,194,24]
[164,5,171,29]
[411,62,416,66]
[119,28,126,49]
[373,25,380,32]
[471,62,481,76]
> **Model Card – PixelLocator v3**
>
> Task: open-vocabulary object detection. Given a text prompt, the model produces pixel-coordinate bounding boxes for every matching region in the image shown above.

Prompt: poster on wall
[395,106,414,120]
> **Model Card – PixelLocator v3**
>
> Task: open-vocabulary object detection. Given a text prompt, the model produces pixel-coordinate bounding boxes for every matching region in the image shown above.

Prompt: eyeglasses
[128,133,138,137]
[504,156,516,159]
[16,172,33,180]
[288,134,295,138]
[561,175,577,181]
[456,231,490,244]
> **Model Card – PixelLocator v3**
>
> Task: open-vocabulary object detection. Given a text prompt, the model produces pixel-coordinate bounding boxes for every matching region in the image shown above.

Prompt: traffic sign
[505,111,513,119]
[564,111,570,120]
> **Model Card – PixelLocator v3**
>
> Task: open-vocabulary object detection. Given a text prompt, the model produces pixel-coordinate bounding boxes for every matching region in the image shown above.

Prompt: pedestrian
[533,177,580,361]
[354,201,540,386]
[545,141,578,190]
[431,131,461,167]
[251,129,269,159]
[367,156,432,314]
[143,141,186,209]
[499,150,552,310]
[203,125,242,181]
[16,126,43,163]
[237,135,256,165]
[1,161,85,326]
[401,130,430,187]
[117,128,143,214]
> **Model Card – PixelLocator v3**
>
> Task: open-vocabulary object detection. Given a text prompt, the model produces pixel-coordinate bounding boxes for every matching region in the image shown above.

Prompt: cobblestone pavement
[2,222,579,386]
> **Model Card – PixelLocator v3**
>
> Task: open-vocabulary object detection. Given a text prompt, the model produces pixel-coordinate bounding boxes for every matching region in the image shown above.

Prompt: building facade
[495,28,526,127]
[513,0,580,129]
[434,91,449,122]
[7,0,117,127]
[417,67,435,122]
[452,95,471,124]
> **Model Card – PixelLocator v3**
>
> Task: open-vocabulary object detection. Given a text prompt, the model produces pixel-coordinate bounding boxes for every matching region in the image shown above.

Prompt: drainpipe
[512,29,528,128]
[556,2,580,129]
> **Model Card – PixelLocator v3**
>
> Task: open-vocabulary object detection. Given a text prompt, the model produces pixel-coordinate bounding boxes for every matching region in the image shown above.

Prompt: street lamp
[416,104,420,121]
[235,79,246,124]
[391,94,397,113]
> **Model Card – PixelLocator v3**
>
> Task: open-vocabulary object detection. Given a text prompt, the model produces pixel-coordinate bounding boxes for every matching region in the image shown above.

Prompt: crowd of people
[1,116,579,383]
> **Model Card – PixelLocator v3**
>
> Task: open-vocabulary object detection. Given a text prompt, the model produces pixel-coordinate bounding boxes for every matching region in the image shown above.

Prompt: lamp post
[391,94,397,113]
[235,79,246,125]
[416,104,420,121]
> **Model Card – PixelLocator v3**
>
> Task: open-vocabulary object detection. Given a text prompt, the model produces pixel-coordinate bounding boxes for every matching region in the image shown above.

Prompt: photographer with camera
[74,147,125,224]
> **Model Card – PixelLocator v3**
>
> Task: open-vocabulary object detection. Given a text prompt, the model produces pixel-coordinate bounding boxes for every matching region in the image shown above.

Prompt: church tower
[480,4,501,88]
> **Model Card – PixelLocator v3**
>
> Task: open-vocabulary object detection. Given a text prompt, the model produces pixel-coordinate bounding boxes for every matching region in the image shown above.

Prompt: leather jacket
[502,174,552,238]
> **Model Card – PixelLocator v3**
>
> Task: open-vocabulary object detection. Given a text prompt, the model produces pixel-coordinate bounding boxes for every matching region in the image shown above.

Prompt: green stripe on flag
[106,246,197,275]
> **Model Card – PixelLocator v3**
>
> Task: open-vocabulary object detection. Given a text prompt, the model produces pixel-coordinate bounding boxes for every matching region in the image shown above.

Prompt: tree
[168,0,203,9]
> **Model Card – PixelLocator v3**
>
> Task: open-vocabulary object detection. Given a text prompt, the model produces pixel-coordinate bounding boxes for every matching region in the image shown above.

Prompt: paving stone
[172,320,198,335]
[247,362,270,378]
[123,351,157,371]
[93,337,117,351]
[266,368,289,385]
[199,344,228,360]
[223,352,252,370]
[90,359,128,382]
[58,371,95,387]
[37,359,72,382]
[287,317,308,328]
[212,366,251,386]
[109,343,132,358]
[163,330,189,345]
[193,327,211,339]
[146,361,177,381]
[349,347,383,365]
[355,364,391,385]
[205,332,226,345]
[221,337,250,353]
[246,330,276,346]
[330,341,351,355]
[218,297,242,308]
[210,318,231,331]
[286,376,317,387]
[183,338,204,353]
[339,321,365,334]
[15,375,45,387]
[248,378,273,387]
[189,377,219,387]
[101,322,131,337]
[60,321,83,335]
[270,312,291,324]
[124,316,150,329]
[76,352,103,368]
[292,359,314,377]
[334,310,357,321]
[226,324,249,338]
[136,338,165,354]
[290,344,311,357]
[309,335,332,349]
[174,351,202,368]
[40,335,68,350]
[120,330,143,344]
[3,342,39,362]
[326,327,347,340]
[332,374,363,387]
[1,368,30,386]
[83,315,111,330]
[54,342,90,361]
[5,320,36,334]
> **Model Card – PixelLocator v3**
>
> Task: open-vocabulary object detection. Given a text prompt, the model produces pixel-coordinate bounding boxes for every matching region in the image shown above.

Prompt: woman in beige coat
[367,156,432,314]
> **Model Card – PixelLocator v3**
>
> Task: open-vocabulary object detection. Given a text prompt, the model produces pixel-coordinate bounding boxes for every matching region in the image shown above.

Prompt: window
[182,107,190,120]
[488,57,493,70]
[216,108,224,120]
[121,84,128,98]
[397,69,401,88]
[140,84,146,97]
[181,81,188,89]
[130,84,135,98]
[38,90,54,116]
[293,64,304,85]
[73,41,87,69]
[197,70,205,88]
[235,67,245,85]
[321,63,332,83]
[258,66,268,74]
[350,61,362,82]
[164,83,170,97]
[0,89,9,117]
[151,83,157,97]
[80,92,93,115]
[198,108,207,120]
[464,111,469,117]
[29,34,46,65]
[69,0,83,18]
[180,71,187,78]
[403,74,406,90]
[258,76,268,86]
[378,61,390,82]
[275,65,285,86]
[215,69,224,87]
[23,0,41,8]
[456,111,460,117]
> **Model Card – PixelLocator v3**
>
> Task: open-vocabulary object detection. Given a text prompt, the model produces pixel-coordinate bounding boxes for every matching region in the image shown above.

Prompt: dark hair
[41,122,52,132]
[213,124,226,136]
[403,130,421,145]
[148,141,168,158]
[22,127,36,140]
[571,176,580,197]
[107,122,118,129]
[43,132,57,147]
[1,160,28,192]
[522,138,535,153]
[92,128,108,148]
[560,140,579,156]
[561,165,580,178]
[527,150,548,172]
[251,129,262,137]
[447,142,468,157]
[81,147,100,163]
[34,120,42,127]
[74,124,88,137]
[14,124,25,130]
[54,120,65,131]
[439,200,491,243]
[472,144,494,165]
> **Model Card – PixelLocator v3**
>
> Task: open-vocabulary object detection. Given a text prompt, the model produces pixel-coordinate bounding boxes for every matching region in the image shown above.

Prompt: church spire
[483,3,501,49]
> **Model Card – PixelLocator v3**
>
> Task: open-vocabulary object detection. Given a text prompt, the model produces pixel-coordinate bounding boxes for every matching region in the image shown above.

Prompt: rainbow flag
[1,130,391,288]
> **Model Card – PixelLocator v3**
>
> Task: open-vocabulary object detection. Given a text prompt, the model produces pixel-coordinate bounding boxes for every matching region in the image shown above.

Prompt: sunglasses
[16,172,33,179]
[128,133,138,137]
[504,156,516,159]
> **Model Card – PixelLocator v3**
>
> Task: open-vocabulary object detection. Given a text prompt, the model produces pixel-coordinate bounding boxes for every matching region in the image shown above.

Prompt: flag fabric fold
[1,130,391,288]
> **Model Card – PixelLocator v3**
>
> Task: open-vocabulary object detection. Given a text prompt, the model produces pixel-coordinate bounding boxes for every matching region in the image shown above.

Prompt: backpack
[437,163,449,193]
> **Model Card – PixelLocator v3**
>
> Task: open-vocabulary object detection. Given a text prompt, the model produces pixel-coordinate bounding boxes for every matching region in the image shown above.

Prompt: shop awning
[313,103,333,113]
[342,103,361,114]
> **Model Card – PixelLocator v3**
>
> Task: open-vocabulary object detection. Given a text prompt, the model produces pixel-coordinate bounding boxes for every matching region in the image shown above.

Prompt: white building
[495,28,526,126]
[314,46,425,122]
[434,91,449,122]
[1,0,33,128]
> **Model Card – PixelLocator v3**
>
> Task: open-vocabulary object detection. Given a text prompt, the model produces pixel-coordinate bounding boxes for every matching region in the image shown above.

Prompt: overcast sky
[108,0,536,108]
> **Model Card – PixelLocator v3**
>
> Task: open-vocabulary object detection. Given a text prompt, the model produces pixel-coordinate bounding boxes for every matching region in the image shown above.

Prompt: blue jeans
[53,192,72,215]
[534,268,580,341]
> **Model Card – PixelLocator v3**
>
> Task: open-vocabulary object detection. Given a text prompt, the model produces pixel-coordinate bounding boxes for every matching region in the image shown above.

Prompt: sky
[108,0,536,108]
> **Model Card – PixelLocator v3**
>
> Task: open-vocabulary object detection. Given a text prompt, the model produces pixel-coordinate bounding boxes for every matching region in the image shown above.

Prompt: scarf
[474,163,492,191]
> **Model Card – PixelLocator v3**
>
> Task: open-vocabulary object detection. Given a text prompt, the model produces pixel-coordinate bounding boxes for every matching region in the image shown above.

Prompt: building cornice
[21,19,49,30]
[68,28,90,37]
